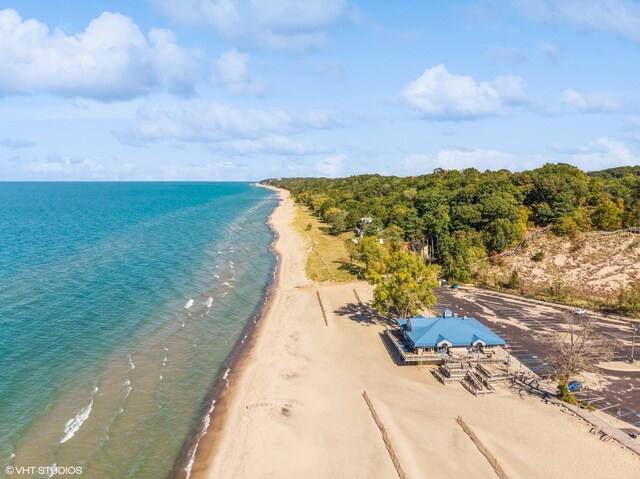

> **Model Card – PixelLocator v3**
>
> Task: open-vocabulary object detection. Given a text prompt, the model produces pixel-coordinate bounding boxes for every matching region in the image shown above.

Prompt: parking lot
[435,287,640,427]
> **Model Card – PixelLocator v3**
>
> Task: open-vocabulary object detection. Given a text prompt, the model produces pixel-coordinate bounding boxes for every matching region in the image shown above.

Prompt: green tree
[591,197,623,230]
[368,251,439,318]
[355,236,384,271]
[552,217,579,237]
[485,218,520,252]
[381,225,405,252]
[618,278,640,316]
[323,207,347,235]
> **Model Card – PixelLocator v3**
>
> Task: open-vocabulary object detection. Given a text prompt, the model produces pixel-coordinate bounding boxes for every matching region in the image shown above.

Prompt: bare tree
[547,313,615,390]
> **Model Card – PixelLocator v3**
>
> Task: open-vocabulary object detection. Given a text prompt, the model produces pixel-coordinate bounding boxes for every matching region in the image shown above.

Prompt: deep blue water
[0,182,278,478]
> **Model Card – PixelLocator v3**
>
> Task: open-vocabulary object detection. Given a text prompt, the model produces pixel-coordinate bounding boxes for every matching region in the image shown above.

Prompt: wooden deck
[384,329,446,364]
[546,397,640,457]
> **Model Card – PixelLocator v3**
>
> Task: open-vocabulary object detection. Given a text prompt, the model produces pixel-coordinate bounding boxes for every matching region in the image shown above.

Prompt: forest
[265,164,640,282]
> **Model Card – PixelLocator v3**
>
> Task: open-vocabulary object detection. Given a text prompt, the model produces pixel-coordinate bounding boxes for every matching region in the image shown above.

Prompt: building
[385,310,506,364]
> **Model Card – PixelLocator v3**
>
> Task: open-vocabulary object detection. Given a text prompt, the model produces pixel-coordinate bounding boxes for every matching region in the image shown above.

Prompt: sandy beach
[195,187,640,479]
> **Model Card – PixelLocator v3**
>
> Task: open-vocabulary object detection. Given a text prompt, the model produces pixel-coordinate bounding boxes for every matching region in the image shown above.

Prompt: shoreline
[172,184,284,479]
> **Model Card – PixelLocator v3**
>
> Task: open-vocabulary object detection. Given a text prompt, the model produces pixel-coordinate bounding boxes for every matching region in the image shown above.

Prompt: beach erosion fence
[456,416,509,479]
[316,290,328,326]
[362,391,408,479]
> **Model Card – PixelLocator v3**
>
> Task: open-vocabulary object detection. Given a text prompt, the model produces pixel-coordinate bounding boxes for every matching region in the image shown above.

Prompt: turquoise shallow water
[0,182,278,478]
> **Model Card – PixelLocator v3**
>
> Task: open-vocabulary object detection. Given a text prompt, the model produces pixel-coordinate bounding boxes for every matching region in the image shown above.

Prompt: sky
[0,0,639,181]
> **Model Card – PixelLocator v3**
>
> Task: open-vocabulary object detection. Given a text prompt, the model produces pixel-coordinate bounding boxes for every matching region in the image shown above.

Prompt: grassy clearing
[291,204,358,283]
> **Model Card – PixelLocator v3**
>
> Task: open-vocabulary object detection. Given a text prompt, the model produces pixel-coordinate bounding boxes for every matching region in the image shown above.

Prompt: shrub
[505,270,520,289]
[552,217,579,237]
[489,252,504,265]
[531,251,545,262]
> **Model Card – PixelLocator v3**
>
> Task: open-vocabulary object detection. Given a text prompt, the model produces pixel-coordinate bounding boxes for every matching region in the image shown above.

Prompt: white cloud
[0,9,202,101]
[301,109,348,129]
[119,103,347,145]
[402,149,528,174]
[230,136,326,155]
[2,155,123,180]
[401,64,528,121]
[537,42,561,62]
[401,138,639,177]
[316,153,346,177]
[158,162,247,181]
[117,102,344,158]
[568,137,639,169]
[120,103,293,144]
[512,0,640,42]
[622,117,640,144]
[484,46,528,64]
[25,156,104,174]
[214,49,264,95]
[561,89,618,112]
[154,0,354,50]
[0,137,36,149]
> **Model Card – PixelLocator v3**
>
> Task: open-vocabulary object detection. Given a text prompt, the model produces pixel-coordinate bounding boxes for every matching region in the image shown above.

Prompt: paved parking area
[434,287,640,427]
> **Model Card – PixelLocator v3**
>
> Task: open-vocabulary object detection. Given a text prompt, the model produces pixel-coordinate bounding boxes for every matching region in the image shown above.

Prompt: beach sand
[196,187,640,479]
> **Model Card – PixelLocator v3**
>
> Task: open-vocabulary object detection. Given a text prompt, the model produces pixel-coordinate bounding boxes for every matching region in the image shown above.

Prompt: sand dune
[197,187,640,479]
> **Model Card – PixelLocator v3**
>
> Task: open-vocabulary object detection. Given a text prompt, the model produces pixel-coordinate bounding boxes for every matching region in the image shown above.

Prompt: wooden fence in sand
[316,290,328,326]
[584,226,640,237]
[362,391,407,479]
[456,416,509,479]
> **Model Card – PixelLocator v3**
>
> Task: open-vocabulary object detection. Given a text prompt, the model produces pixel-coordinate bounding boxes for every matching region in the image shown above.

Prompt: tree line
[265,163,640,282]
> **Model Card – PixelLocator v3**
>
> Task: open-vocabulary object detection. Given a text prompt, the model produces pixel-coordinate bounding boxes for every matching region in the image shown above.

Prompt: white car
[574,308,587,315]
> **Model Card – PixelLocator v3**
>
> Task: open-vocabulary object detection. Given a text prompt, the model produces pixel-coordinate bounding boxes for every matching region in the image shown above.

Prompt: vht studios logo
[5,465,83,476]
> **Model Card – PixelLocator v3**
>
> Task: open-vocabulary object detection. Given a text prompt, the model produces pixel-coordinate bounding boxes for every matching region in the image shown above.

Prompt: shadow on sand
[378,331,406,366]
[334,301,396,328]
[334,299,404,365]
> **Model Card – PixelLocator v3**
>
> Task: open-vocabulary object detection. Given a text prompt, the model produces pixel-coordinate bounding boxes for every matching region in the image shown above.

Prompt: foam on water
[183,399,216,479]
[205,297,213,308]
[184,299,194,309]
[122,379,133,402]
[60,387,98,444]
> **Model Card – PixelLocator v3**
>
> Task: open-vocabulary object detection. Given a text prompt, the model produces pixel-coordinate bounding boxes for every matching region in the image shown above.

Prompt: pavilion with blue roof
[389,310,506,362]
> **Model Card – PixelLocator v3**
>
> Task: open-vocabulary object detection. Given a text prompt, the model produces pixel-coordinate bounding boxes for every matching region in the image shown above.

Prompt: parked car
[451,284,459,290]
[574,308,587,315]
[568,380,583,392]
[621,428,638,439]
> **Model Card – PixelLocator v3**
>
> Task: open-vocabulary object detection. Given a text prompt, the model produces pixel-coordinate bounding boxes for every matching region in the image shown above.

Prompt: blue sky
[0,0,639,180]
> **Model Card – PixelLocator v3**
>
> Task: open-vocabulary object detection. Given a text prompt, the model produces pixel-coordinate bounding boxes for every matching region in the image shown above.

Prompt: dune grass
[291,204,358,283]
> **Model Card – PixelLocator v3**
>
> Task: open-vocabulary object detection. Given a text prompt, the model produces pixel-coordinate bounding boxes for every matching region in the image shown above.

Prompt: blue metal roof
[395,316,505,348]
